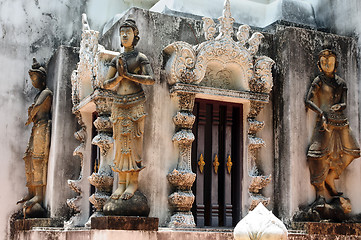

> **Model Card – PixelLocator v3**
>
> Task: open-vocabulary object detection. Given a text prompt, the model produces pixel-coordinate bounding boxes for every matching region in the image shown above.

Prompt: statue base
[103,191,150,217]
[14,218,63,231]
[91,216,159,230]
[293,197,352,222]
[291,222,361,236]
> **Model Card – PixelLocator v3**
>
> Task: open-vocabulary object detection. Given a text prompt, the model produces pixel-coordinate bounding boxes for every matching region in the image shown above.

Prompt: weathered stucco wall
[272,26,360,221]
[0,2,85,239]
[2,0,361,239]
[0,1,156,239]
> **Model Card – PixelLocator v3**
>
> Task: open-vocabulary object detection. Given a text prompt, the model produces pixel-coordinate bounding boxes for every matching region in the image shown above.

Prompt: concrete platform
[13,227,361,240]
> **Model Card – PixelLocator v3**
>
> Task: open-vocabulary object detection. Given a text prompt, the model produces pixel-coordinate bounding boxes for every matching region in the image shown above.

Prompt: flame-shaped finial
[217,0,234,39]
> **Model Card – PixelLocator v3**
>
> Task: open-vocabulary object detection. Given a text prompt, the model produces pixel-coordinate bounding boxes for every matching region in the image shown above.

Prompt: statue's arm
[305,78,323,116]
[331,81,347,112]
[26,90,52,125]
[103,66,120,89]
[123,56,155,85]
[339,86,347,110]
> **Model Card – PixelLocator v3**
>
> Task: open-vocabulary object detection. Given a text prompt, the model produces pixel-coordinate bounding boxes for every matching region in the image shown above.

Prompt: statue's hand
[117,57,127,76]
[331,104,342,112]
[320,112,329,132]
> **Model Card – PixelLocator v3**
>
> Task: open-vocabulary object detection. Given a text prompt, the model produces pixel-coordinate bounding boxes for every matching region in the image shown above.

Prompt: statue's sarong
[24,120,51,187]
[307,115,360,184]
[110,91,146,173]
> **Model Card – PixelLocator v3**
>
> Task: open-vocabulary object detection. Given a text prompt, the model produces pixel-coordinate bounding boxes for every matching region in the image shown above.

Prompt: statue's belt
[111,91,146,106]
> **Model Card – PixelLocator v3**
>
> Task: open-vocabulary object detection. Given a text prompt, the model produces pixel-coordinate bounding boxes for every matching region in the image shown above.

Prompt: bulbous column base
[168,211,195,228]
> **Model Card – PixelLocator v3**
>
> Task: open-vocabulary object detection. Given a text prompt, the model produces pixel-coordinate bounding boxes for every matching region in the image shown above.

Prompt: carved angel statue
[102,19,154,216]
[17,58,52,218]
[306,49,360,202]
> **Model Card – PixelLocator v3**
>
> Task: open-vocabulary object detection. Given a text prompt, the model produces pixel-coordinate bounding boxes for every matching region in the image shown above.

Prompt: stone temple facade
[1,0,361,239]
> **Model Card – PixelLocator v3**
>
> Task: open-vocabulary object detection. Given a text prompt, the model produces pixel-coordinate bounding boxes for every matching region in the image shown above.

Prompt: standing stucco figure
[102,19,154,216]
[17,58,52,218]
[305,49,360,203]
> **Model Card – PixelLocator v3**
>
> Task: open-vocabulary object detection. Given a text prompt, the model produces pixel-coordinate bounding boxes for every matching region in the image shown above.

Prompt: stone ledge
[91,216,159,231]
[291,222,361,236]
[14,218,64,231]
[12,227,361,239]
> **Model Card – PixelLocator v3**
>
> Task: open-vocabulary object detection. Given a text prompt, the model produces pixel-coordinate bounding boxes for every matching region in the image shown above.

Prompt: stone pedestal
[91,216,159,230]
[103,191,150,217]
[13,218,63,231]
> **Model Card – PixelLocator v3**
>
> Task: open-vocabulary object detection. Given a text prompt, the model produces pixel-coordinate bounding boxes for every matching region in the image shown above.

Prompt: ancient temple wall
[0,1,157,239]
[0,1,85,239]
[273,26,361,221]
[45,46,80,219]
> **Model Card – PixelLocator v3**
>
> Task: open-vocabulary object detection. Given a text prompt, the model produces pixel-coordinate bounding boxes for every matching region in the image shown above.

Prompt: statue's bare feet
[325,173,341,196]
[111,185,126,200]
[17,193,33,204]
[111,190,122,200]
[23,195,41,211]
[120,184,137,200]
[120,191,134,200]
[326,183,343,196]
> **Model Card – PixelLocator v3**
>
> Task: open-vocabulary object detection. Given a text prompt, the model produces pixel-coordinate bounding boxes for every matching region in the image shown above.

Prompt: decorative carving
[169,191,195,211]
[177,92,196,112]
[234,203,288,240]
[248,101,266,119]
[247,32,264,56]
[249,194,270,211]
[213,154,219,174]
[216,0,234,39]
[173,112,196,129]
[201,68,232,89]
[304,49,360,218]
[164,0,275,225]
[65,111,87,228]
[167,169,196,191]
[198,154,205,173]
[91,132,113,155]
[89,192,110,212]
[202,17,216,41]
[250,56,275,93]
[17,58,52,218]
[93,116,112,131]
[226,155,232,174]
[236,25,250,46]
[249,175,272,194]
[248,119,265,135]
[168,212,195,228]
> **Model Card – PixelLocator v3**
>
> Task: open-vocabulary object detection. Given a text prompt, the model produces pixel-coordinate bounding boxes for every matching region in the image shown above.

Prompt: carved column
[86,97,114,226]
[247,56,275,210]
[65,111,87,227]
[167,92,196,228]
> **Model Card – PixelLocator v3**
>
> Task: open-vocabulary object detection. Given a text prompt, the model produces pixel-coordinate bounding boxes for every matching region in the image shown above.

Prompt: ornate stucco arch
[164,0,274,228]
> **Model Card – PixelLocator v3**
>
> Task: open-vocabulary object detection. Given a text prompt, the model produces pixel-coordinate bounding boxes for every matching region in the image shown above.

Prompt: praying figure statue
[102,19,154,215]
[17,58,52,218]
[305,49,360,204]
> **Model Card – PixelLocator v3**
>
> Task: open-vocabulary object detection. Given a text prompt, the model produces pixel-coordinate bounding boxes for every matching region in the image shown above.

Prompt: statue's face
[320,55,336,74]
[120,26,135,48]
[29,72,44,89]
